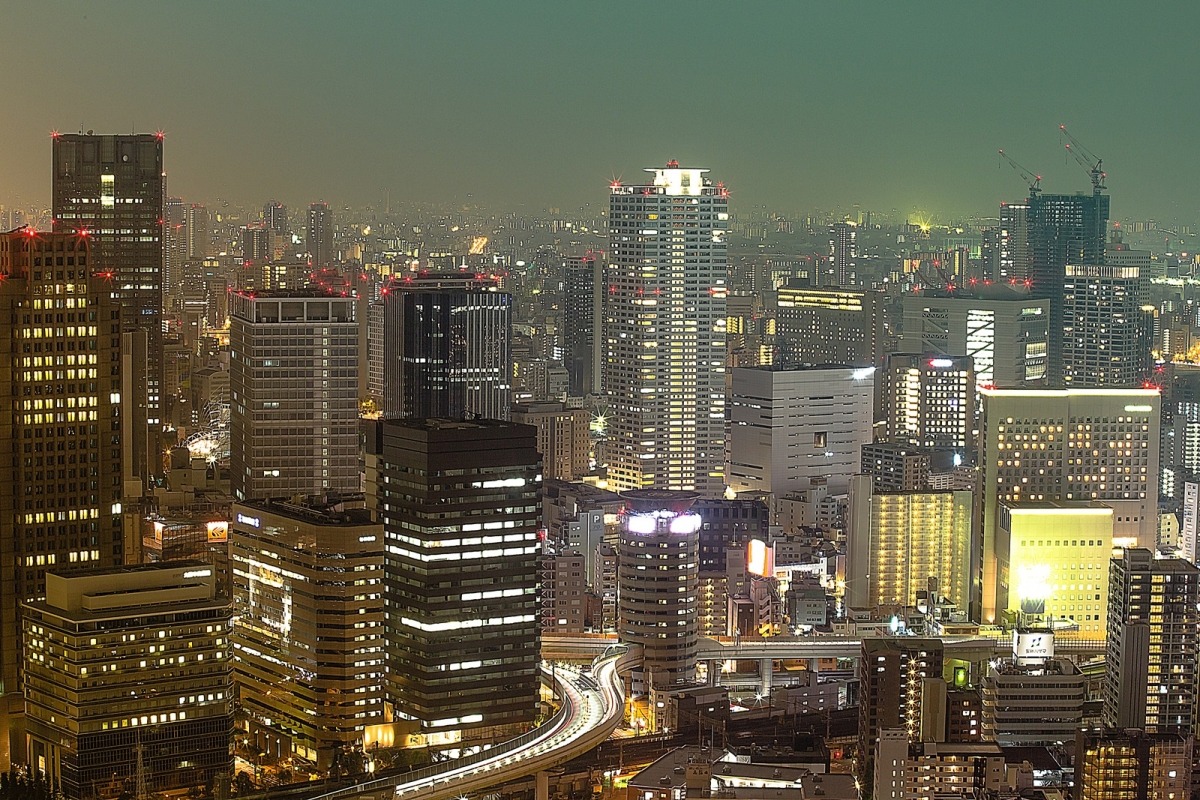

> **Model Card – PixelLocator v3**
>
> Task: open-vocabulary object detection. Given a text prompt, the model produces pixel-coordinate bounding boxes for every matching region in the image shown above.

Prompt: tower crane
[1059,124,1106,194]
[998,149,1042,198]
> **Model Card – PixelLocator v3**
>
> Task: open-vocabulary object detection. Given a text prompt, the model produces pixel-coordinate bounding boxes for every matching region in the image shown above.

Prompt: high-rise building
[185,203,211,259]
[727,365,874,498]
[1074,728,1192,800]
[860,442,932,492]
[899,287,1049,389]
[999,502,1114,639]
[52,132,165,483]
[617,490,701,689]
[163,196,187,307]
[982,654,1085,746]
[858,639,944,764]
[0,230,124,763]
[845,476,973,614]
[262,201,288,237]
[374,273,512,420]
[881,353,975,455]
[1027,192,1110,383]
[306,202,334,267]
[828,221,857,286]
[998,201,1029,281]
[510,401,590,481]
[24,562,232,799]
[978,388,1160,623]
[230,499,385,769]
[604,163,728,496]
[229,290,359,501]
[369,418,541,739]
[241,224,272,269]
[1062,264,1148,386]
[874,734,1007,800]
[775,283,885,366]
[1103,548,1199,735]
[563,253,602,396]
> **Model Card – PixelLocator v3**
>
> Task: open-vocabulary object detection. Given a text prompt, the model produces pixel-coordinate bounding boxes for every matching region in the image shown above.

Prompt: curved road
[307,645,636,800]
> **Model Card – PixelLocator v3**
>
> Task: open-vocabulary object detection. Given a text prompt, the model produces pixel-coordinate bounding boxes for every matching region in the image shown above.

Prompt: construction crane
[1059,124,1106,194]
[998,149,1042,198]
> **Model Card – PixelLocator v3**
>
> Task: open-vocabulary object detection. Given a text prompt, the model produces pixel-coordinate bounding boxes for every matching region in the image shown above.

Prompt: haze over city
[5,1,1200,220]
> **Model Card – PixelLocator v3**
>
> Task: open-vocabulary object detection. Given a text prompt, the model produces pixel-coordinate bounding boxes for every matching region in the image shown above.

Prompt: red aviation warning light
[154,130,165,141]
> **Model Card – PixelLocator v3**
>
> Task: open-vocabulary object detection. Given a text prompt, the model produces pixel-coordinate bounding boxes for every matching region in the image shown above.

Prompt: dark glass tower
[563,254,601,396]
[1027,192,1109,384]
[378,274,512,420]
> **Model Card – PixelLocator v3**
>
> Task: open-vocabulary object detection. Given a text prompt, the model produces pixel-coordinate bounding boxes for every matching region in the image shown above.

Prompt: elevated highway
[304,645,639,800]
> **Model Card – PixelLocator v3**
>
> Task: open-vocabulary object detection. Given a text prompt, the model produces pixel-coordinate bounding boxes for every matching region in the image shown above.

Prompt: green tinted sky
[3,1,1198,221]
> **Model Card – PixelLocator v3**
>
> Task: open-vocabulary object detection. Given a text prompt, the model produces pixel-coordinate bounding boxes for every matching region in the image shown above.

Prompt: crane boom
[998,149,1042,198]
[1059,124,1106,194]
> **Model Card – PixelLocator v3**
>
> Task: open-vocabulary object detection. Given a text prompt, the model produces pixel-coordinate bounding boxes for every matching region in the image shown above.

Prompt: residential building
[1062,264,1148,387]
[860,442,931,492]
[1103,548,1199,735]
[511,401,590,481]
[1074,728,1191,800]
[881,353,975,455]
[306,202,334,267]
[828,221,857,286]
[858,639,944,762]
[604,163,728,496]
[563,254,602,396]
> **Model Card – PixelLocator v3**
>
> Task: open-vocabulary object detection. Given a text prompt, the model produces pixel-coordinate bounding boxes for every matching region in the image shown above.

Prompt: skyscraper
[605,162,728,496]
[1062,263,1148,386]
[262,201,288,237]
[0,230,124,765]
[240,224,272,268]
[374,273,512,420]
[185,203,210,259]
[828,221,857,286]
[306,202,334,267]
[997,201,1029,281]
[163,196,187,308]
[563,253,602,396]
[369,418,541,738]
[1027,192,1110,384]
[229,290,360,501]
[1103,548,1198,735]
[52,132,164,483]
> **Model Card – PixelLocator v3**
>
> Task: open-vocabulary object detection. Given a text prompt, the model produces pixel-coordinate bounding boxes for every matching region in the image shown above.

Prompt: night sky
[4,1,1198,221]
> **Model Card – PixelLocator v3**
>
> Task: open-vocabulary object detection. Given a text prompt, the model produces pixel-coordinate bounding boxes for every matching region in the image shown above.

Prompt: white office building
[727,365,874,498]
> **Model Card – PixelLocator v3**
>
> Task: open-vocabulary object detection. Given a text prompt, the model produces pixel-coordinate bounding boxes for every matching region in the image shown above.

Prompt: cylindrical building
[617,489,701,688]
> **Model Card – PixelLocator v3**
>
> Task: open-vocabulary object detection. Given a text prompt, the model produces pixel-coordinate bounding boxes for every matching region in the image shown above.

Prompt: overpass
[303,645,639,800]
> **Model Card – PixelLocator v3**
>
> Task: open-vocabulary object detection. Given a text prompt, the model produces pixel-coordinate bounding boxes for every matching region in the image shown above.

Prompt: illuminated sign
[182,569,212,579]
[747,539,772,577]
[1123,405,1153,413]
[236,513,260,529]
[928,358,955,368]
[1013,631,1054,662]
[206,521,228,543]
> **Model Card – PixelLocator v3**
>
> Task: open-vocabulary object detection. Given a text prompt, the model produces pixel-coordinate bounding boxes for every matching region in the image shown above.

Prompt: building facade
[604,163,728,496]
[1103,548,1199,735]
[370,418,541,741]
[899,287,1049,389]
[306,202,334,267]
[727,365,874,498]
[1062,263,1148,387]
[978,388,1160,623]
[0,230,124,763]
[230,500,385,769]
[52,133,164,486]
[375,274,512,421]
[617,490,702,689]
[510,401,590,481]
[563,254,602,396]
[230,291,360,501]
[24,563,232,798]
[882,353,975,455]
[775,284,884,366]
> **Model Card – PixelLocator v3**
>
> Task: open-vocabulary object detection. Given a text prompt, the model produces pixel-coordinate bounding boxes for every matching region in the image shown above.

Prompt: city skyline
[5,2,1200,222]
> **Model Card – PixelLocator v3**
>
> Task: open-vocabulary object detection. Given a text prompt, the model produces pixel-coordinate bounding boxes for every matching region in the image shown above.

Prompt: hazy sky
[4,2,1200,221]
